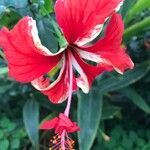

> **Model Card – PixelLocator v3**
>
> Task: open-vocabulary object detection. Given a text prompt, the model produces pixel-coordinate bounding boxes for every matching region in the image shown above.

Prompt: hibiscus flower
[0,0,134,149]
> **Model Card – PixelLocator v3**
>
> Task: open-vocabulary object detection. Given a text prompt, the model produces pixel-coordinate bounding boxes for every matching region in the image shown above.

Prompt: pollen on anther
[49,133,75,150]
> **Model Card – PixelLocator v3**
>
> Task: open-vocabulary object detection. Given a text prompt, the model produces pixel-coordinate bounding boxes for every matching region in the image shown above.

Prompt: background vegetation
[0,0,150,150]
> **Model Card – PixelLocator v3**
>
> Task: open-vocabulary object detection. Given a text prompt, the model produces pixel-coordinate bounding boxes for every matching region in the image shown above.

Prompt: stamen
[49,51,76,150]
[49,133,75,150]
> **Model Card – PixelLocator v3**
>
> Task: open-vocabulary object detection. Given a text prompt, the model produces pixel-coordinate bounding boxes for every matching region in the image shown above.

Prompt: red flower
[0,0,134,104]
[40,113,80,135]
[40,113,80,149]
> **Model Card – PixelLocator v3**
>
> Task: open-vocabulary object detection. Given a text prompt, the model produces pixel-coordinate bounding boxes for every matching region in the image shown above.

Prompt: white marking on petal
[114,67,123,74]
[115,1,123,12]
[31,55,66,91]
[71,54,89,93]
[77,49,126,75]
[77,49,105,63]
[75,24,103,46]
[28,17,66,56]
[31,55,68,103]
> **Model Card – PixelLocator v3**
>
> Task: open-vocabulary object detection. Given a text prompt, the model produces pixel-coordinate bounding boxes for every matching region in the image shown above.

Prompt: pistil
[61,51,73,150]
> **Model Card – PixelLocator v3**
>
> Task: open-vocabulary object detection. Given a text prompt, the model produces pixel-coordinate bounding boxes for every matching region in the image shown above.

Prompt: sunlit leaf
[0,8,22,28]
[125,0,150,24]
[40,0,54,16]
[124,17,150,40]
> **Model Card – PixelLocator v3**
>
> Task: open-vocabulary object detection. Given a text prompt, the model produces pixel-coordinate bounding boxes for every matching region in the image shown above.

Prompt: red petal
[81,14,134,73]
[40,117,58,130]
[55,0,123,44]
[31,55,77,103]
[55,113,80,134]
[58,113,74,127]
[0,17,62,82]
[71,50,104,93]
[67,122,80,133]
[55,113,73,134]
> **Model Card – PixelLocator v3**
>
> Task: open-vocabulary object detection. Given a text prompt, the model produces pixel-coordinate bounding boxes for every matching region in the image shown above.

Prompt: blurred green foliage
[0,115,27,150]
[0,0,150,150]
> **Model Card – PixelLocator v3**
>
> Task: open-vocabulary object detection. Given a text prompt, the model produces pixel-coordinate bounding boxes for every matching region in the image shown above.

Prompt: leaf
[0,139,9,150]
[77,87,103,150]
[120,88,150,113]
[0,85,10,94]
[125,0,150,24]
[23,99,39,149]
[0,5,6,14]
[0,0,28,8]
[0,9,22,28]
[98,61,150,93]
[40,112,58,126]
[44,0,54,14]
[124,16,150,40]
[36,17,59,53]
[101,105,121,120]
[10,139,20,149]
[34,91,65,112]
[0,67,8,75]
[120,0,136,18]
[0,130,4,139]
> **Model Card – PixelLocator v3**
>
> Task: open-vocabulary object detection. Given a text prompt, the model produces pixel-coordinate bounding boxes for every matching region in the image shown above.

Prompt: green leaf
[120,88,150,113]
[41,0,54,15]
[0,67,8,75]
[0,117,10,128]
[11,139,20,149]
[23,100,39,149]
[0,139,9,150]
[36,17,59,53]
[7,122,16,132]
[0,5,6,14]
[0,0,28,8]
[124,16,150,40]
[101,105,121,120]
[125,0,150,24]
[0,9,22,28]
[0,130,4,139]
[98,61,150,93]
[77,87,103,150]
[0,85,10,94]
[121,0,136,18]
